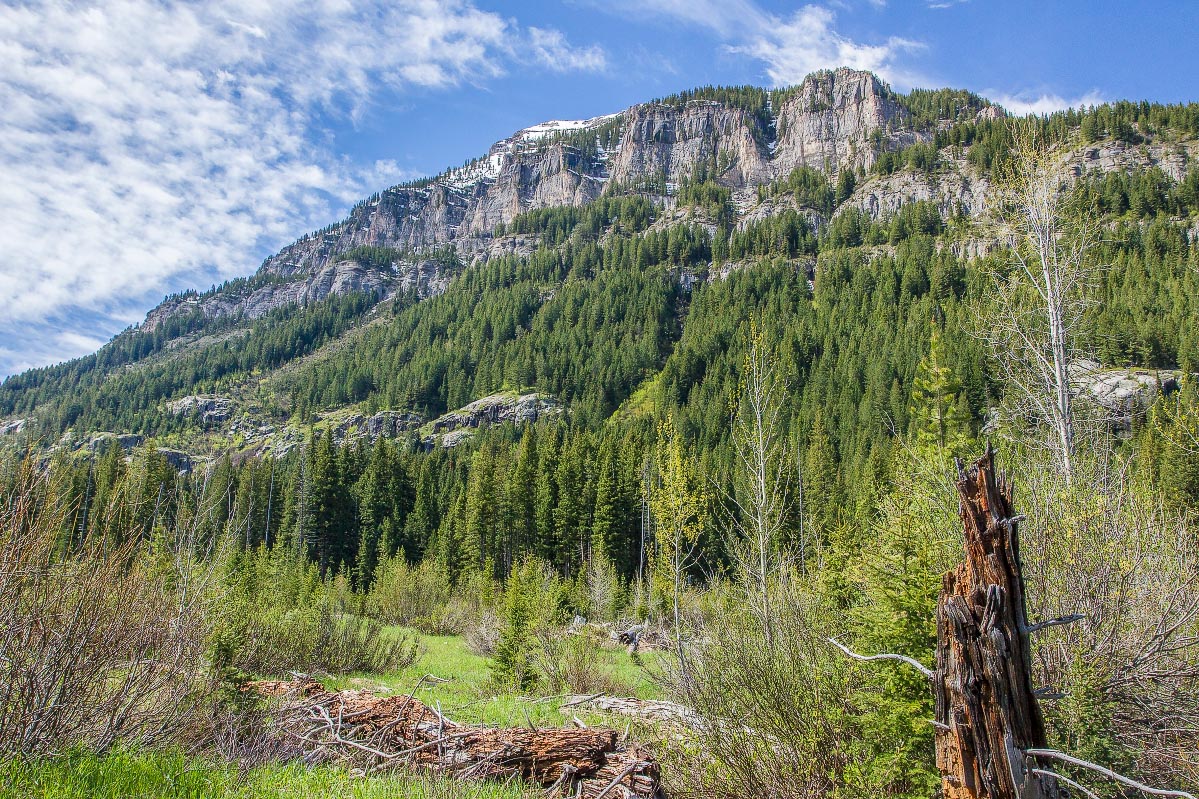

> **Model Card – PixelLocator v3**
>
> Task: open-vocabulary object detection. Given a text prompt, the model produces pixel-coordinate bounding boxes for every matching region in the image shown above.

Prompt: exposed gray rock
[0,418,30,436]
[423,392,562,448]
[844,153,989,221]
[88,433,145,452]
[156,448,196,473]
[771,68,928,177]
[168,395,235,425]
[136,67,1191,352]
[323,410,424,446]
[1073,360,1181,430]
[140,70,925,335]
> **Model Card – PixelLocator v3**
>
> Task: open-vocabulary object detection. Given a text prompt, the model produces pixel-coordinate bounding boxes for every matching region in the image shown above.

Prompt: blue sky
[1,0,1196,378]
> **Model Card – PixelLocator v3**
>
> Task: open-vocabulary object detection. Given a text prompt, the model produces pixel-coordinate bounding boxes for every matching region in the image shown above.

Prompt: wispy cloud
[729,6,924,88]
[598,0,923,88]
[0,0,604,376]
[990,89,1107,116]
[529,28,609,73]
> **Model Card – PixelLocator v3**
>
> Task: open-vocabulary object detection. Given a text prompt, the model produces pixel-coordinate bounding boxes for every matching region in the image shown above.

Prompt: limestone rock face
[424,393,563,448]
[1074,361,1181,430]
[168,395,235,425]
[324,410,425,446]
[771,68,925,177]
[0,418,30,436]
[844,153,990,220]
[139,68,1190,341]
[607,102,771,189]
[142,70,930,333]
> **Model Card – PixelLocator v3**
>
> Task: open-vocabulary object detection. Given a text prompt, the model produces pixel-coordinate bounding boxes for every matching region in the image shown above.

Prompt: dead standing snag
[933,445,1059,799]
[831,446,1194,799]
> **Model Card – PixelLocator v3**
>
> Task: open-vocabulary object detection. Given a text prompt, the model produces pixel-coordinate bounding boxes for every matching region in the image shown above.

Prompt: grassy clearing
[0,632,666,797]
[0,749,533,799]
[326,627,664,729]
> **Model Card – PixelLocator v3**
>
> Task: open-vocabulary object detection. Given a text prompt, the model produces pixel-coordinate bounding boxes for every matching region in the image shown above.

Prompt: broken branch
[827,637,933,678]
[1026,748,1197,799]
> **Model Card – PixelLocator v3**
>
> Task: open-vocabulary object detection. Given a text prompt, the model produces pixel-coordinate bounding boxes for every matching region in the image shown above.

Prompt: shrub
[214,548,421,679]
[534,627,631,695]
[0,459,220,755]
[662,578,859,799]
[367,558,455,631]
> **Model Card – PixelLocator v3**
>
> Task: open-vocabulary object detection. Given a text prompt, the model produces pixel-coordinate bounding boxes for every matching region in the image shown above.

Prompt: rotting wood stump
[933,446,1062,799]
[249,678,663,798]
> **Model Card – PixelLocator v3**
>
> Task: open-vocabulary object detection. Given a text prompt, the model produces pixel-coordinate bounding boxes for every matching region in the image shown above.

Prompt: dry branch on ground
[248,678,663,798]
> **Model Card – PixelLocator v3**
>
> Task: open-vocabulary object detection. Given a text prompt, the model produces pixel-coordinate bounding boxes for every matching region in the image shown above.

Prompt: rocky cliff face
[772,68,924,177]
[141,69,938,332]
[135,65,1199,338]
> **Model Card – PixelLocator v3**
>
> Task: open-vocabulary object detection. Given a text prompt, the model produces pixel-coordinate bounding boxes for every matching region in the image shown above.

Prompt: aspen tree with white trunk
[984,121,1100,484]
[723,323,794,649]
[648,416,707,679]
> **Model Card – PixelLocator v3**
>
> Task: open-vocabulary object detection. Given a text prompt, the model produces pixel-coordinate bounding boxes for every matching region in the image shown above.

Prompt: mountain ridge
[3,67,1198,462]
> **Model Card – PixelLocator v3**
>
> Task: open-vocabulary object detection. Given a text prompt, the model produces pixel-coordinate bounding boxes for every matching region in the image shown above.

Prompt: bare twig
[594,762,640,799]
[1024,613,1085,633]
[1026,748,1197,799]
[827,637,934,678]
[1030,769,1101,799]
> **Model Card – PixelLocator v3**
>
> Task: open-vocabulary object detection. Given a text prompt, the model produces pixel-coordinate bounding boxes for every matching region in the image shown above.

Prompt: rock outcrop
[0,418,31,436]
[139,69,941,334]
[771,68,925,177]
[168,395,235,425]
[424,393,562,448]
[1074,361,1180,430]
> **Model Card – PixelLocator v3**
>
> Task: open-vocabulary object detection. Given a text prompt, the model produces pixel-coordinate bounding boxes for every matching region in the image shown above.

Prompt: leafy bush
[213,548,420,679]
[0,460,220,755]
[663,579,860,799]
[368,558,459,633]
[534,627,631,695]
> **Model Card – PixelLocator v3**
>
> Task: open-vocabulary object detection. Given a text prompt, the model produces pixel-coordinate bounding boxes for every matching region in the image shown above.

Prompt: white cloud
[730,6,924,88]
[990,89,1107,116]
[0,0,603,376]
[607,0,768,34]
[529,28,608,73]
[597,1,922,89]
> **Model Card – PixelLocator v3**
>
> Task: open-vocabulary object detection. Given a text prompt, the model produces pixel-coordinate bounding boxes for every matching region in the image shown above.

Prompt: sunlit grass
[0,632,666,798]
[325,627,664,729]
[0,749,532,799]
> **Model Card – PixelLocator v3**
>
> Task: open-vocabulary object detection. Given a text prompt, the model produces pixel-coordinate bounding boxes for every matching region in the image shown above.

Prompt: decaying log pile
[933,446,1061,799]
[250,679,663,798]
[561,695,699,727]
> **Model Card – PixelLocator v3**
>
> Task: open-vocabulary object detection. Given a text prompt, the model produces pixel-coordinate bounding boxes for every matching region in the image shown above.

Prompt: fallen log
[249,678,663,798]
[560,695,699,727]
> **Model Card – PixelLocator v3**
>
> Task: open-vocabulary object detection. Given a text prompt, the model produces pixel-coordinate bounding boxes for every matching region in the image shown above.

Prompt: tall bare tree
[722,323,794,648]
[984,121,1100,484]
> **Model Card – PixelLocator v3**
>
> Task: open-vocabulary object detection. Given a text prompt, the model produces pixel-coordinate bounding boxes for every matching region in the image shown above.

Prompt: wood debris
[249,678,663,798]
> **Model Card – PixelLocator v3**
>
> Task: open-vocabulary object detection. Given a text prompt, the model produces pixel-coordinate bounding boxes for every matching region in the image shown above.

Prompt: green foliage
[0,749,535,799]
[758,166,835,215]
[491,560,551,690]
[215,547,420,678]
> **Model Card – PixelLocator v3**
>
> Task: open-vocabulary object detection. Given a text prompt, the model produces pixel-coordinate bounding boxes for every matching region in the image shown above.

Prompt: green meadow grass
[0,632,664,798]
[0,749,533,799]
[326,627,664,729]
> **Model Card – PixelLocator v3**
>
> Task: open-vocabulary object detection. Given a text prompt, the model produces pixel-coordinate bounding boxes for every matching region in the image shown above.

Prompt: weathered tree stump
[933,446,1061,799]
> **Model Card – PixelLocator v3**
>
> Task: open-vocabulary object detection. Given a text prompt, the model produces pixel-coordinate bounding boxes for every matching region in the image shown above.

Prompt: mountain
[140,69,971,330]
[1,68,1197,464]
